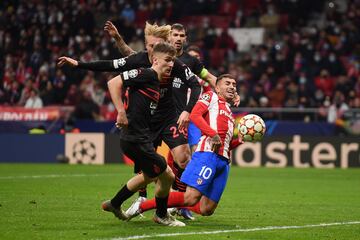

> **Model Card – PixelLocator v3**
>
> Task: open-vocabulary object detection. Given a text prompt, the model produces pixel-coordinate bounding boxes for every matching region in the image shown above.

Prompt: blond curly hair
[144,21,171,41]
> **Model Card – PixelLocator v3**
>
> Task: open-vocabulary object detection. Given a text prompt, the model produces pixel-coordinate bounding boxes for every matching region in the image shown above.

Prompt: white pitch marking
[0,173,119,180]
[104,221,360,240]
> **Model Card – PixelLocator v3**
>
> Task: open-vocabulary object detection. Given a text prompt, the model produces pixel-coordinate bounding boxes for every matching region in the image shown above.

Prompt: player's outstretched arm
[107,75,128,128]
[104,21,136,57]
[57,56,79,67]
[58,56,132,72]
[203,70,216,89]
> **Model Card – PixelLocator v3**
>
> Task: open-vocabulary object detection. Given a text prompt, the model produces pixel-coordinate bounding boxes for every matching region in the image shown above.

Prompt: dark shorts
[120,139,167,178]
[152,115,188,150]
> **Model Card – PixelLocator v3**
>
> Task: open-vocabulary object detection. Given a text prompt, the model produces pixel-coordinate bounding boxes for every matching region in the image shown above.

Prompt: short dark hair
[171,23,186,32]
[216,74,235,85]
[153,42,176,56]
[186,45,201,54]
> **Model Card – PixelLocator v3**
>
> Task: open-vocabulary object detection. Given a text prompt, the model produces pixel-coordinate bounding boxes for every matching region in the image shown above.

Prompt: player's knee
[174,152,190,169]
[201,206,215,216]
[173,145,191,169]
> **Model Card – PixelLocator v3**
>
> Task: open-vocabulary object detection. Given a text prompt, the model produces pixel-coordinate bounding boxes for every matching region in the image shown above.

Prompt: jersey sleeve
[121,68,156,87]
[173,59,201,113]
[230,138,243,150]
[77,53,142,72]
[191,57,205,77]
[189,92,217,137]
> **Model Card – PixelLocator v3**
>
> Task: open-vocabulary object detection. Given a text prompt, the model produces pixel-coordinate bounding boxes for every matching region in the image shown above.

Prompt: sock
[185,201,201,214]
[140,191,185,213]
[110,184,135,209]
[138,187,147,198]
[139,198,156,212]
[155,195,169,218]
[173,162,187,192]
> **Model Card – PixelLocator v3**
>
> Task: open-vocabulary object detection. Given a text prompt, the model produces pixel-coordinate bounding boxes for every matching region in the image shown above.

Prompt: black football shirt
[78,51,201,122]
[172,51,204,115]
[118,68,159,142]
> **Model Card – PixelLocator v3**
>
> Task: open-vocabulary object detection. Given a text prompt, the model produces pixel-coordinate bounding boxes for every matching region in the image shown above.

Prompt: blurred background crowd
[0,0,359,123]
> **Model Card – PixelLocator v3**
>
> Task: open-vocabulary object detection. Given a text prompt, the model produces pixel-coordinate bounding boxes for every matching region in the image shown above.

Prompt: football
[237,114,266,142]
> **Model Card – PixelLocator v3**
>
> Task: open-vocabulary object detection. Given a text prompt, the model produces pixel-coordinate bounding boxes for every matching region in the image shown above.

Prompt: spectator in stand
[4,81,22,106]
[327,90,350,135]
[325,52,345,76]
[18,79,34,106]
[72,90,101,120]
[284,81,299,108]
[214,29,237,52]
[92,82,106,106]
[259,3,280,33]
[24,88,43,109]
[267,81,286,107]
[40,81,55,106]
[120,4,135,23]
[0,0,359,120]
[314,69,335,97]
[237,81,250,107]
[64,84,79,106]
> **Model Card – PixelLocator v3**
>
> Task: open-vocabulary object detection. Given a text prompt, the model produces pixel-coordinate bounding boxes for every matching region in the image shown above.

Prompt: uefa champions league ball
[237,114,266,142]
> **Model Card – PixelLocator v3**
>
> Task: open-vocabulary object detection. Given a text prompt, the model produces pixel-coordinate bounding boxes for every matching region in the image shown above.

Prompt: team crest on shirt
[201,93,211,101]
[185,67,195,80]
[117,58,126,66]
[128,69,139,78]
[197,178,203,185]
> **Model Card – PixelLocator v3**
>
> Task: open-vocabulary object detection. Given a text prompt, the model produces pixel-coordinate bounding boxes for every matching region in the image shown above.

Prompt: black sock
[173,162,187,192]
[155,195,169,218]
[138,187,147,198]
[110,185,135,209]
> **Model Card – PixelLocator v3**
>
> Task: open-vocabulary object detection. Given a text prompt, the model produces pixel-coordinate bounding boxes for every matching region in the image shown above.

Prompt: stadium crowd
[0,0,359,122]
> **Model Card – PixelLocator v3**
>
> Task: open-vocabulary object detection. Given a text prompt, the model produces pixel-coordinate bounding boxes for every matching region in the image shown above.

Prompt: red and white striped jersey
[190,91,240,160]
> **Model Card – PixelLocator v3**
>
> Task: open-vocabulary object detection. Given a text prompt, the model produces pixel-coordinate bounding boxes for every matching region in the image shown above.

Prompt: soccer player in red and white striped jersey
[126,74,243,219]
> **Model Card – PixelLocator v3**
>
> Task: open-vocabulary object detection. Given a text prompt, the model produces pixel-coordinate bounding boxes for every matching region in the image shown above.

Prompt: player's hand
[57,56,78,67]
[115,111,128,129]
[211,134,222,153]
[233,92,240,107]
[104,21,120,38]
[177,111,190,132]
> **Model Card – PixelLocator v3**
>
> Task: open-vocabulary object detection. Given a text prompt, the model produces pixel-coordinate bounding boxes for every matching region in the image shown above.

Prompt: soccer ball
[237,114,266,142]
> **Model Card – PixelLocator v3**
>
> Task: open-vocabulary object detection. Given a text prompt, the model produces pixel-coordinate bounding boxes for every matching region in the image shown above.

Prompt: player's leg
[171,143,191,169]
[152,165,185,226]
[102,141,162,220]
[197,155,230,216]
[127,152,218,216]
[181,151,229,216]
[133,163,148,198]
[153,165,174,218]
[125,149,185,226]
[164,126,194,219]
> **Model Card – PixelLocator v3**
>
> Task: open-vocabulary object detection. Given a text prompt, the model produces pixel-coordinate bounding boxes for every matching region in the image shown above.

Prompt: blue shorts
[188,121,201,147]
[181,151,230,203]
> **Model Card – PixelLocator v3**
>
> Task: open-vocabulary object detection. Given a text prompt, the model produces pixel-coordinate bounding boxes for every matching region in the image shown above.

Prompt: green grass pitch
[0,164,359,240]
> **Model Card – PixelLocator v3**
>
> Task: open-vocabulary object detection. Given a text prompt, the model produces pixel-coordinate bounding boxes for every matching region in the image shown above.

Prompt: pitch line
[104,221,360,240]
[0,173,119,180]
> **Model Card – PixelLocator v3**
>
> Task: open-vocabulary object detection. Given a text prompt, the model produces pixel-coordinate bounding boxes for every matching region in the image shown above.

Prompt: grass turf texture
[0,164,359,240]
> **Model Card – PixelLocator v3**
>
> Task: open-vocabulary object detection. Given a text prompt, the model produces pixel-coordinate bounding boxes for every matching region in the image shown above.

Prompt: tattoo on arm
[114,35,136,56]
